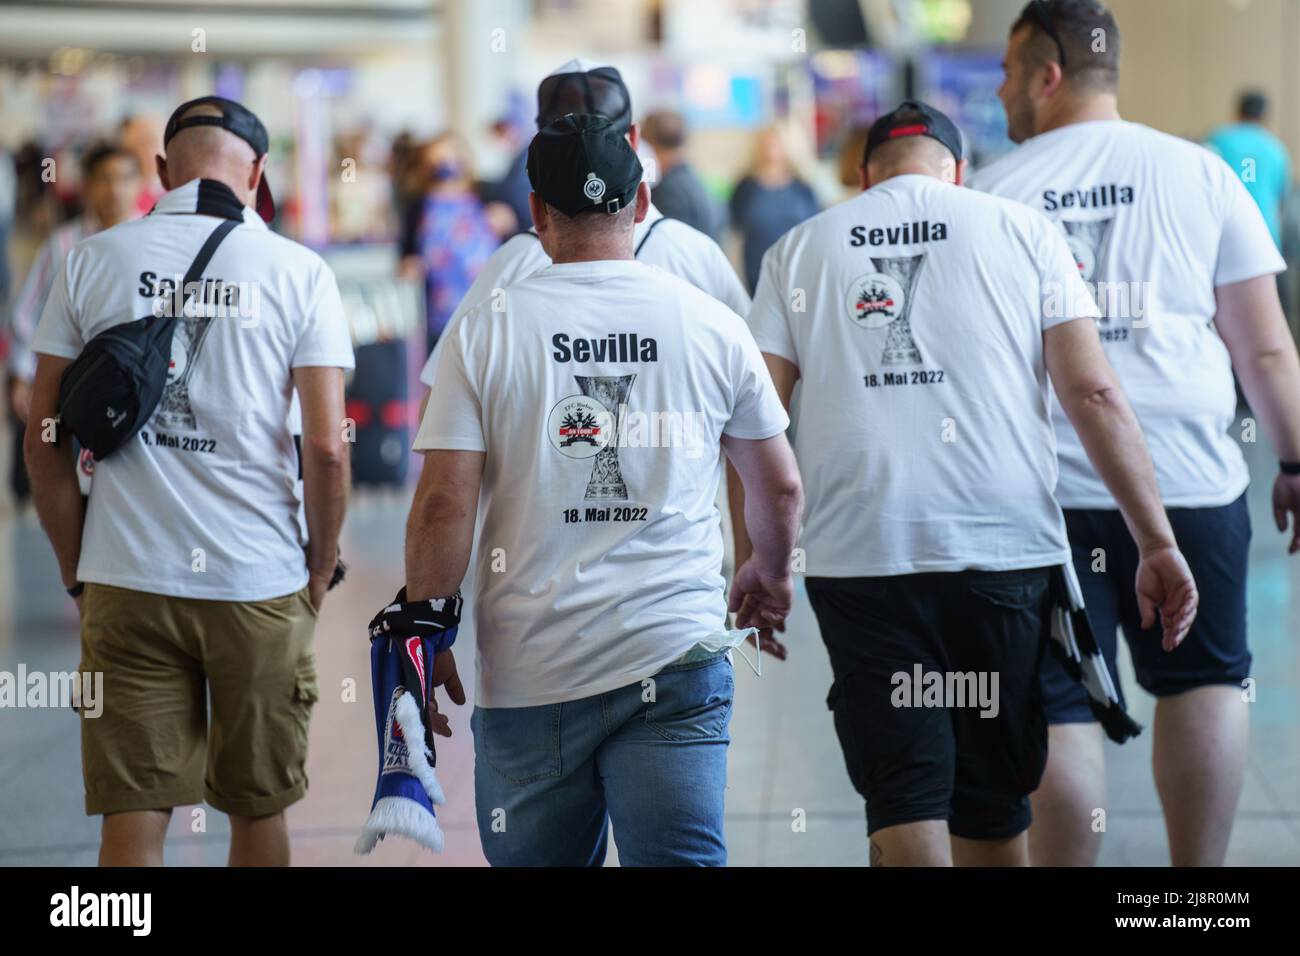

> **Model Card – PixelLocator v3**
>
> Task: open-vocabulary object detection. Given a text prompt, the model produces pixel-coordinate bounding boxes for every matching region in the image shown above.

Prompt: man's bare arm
[722,430,803,632]
[294,366,350,609]
[404,449,485,601]
[400,448,483,737]
[24,355,85,593]
[1214,274,1300,552]
[1046,320,1172,549]
[728,352,800,572]
[1215,274,1300,459]
[1045,318,1197,647]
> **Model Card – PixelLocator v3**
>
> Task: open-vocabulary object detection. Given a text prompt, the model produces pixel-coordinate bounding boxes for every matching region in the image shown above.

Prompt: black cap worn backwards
[864,100,965,167]
[527,113,643,217]
[536,61,633,133]
[164,95,275,222]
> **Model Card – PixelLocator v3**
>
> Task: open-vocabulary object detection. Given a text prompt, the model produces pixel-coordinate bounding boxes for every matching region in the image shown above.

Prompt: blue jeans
[471,653,734,866]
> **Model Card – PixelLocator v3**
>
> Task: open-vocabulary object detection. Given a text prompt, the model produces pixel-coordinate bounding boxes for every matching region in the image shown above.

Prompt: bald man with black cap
[400,114,800,866]
[26,95,353,866]
[741,99,1197,866]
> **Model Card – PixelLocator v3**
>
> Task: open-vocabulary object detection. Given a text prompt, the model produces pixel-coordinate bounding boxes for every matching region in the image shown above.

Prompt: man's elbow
[764,471,803,517]
[303,433,349,473]
[22,418,60,476]
[1063,381,1124,419]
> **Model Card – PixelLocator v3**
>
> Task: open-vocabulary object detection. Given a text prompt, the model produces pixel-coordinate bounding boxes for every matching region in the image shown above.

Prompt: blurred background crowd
[3,0,1300,500]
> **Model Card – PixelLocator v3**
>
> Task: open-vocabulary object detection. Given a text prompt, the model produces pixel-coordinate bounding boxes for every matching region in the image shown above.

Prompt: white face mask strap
[733,627,761,677]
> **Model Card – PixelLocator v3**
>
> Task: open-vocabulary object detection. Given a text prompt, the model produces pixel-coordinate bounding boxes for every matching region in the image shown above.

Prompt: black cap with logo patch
[864,100,965,166]
[527,113,643,217]
[164,95,275,222]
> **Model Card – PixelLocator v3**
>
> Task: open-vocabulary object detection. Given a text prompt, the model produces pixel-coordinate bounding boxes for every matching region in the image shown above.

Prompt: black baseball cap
[864,100,965,166]
[527,113,643,217]
[536,59,633,134]
[164,95,275,222]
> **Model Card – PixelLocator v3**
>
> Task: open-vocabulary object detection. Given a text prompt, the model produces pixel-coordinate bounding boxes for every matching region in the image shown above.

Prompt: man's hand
[426,649,466,738]
[1272,472,1300,554]
[729,558,793,633]
[1135,545,1198,652]
[308,572,330,612]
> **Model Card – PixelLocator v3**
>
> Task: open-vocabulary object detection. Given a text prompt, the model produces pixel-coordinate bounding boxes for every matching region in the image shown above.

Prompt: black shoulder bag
[57,218,240,460]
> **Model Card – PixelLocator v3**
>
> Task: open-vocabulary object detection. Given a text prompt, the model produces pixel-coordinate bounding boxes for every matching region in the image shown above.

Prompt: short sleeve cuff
[412,435,488,453]
[30,342,81,361]
[1216,252,1288,288]
[290,353,356,370]
[749,335,798,366]
[722,414,790,441]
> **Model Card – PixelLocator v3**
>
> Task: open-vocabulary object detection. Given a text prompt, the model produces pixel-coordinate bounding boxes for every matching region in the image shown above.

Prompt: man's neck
[868,166,940,188]
[1036,93,1122,136]
[549,243,635,264]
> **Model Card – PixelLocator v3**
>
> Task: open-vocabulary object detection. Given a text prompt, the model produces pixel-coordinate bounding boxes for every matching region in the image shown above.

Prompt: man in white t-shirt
[972,0,1300,866]
[416,59,748,401]
[25,97,354,866]
[742,100,1197,866]
[400,114,800,866]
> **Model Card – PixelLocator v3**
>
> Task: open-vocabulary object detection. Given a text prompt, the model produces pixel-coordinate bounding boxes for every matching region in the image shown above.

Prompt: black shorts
[1041,494,1252,723]
[807,567,1053,841]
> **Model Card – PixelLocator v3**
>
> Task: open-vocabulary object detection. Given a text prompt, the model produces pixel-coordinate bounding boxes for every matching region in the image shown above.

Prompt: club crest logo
[381,686,412,777]
[584,173,606,202]
[548,394,610,460]
[848,273,906,329]
[548,375,637,498]
[157,311,216,431]
[847,254,927,366]
[1061,217,1115,284]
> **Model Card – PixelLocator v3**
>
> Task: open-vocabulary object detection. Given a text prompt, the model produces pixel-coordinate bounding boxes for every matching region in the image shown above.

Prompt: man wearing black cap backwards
[417,60,748,399]
[741,99,1197,865]
[25,97,353,865]
[974,0,1300,867]
[402,113,801,866]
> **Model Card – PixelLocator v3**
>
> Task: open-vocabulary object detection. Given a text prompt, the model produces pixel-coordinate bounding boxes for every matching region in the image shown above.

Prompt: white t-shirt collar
[536,258,641,279]
[152,178,267,229]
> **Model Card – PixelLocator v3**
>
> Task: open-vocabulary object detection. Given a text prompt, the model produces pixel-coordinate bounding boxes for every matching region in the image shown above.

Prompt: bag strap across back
[173,218,241,312]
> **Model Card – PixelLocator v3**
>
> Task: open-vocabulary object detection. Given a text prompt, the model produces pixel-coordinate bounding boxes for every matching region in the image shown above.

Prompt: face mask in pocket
[679,627,762,677]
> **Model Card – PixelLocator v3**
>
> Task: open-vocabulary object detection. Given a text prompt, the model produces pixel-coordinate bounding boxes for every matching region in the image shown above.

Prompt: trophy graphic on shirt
[575,374,635,500]
[1062,218,1115,322]
[848,253,927,365]
[156,306,218,432]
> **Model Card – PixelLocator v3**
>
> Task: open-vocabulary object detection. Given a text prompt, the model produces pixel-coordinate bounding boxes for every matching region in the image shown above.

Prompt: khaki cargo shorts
[78,582,320,817]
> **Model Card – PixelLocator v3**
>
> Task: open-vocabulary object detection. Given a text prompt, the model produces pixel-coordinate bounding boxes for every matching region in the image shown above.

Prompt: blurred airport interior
[2,0,1300,867]
[6,0,1300,376]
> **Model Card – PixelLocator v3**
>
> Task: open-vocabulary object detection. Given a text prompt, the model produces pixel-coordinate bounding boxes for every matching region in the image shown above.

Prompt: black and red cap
[164,95,275,222]
[864,100,965,166]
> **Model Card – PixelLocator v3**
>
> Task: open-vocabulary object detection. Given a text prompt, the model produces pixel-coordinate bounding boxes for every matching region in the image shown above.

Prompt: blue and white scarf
[355,590,463,854]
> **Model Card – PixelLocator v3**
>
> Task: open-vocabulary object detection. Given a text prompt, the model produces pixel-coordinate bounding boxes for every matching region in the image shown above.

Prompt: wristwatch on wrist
[1281,461,1300,476]
[66,582,85,598]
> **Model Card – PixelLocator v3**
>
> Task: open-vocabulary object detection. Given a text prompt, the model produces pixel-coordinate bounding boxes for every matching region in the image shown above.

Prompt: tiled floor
[1,428,1297,866]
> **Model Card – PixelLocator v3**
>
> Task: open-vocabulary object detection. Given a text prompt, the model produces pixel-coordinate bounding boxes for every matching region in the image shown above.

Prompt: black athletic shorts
[807,567,1053,841]
[1041,493,1252,722]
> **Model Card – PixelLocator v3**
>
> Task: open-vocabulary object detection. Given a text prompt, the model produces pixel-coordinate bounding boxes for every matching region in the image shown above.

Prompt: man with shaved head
[974,0,1300,866]
[741,100,1197,865]
[26,97,354,866]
